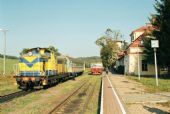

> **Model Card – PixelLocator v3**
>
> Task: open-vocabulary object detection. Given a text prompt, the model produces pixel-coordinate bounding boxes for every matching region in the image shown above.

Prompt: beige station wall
[125,46,157,76]
[125,53,155,76]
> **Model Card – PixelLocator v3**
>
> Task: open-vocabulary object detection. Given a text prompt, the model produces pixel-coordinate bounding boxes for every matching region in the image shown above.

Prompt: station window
[142,60,148,71]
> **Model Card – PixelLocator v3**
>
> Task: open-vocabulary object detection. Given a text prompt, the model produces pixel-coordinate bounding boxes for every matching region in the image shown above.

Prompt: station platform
[101,73,127,114]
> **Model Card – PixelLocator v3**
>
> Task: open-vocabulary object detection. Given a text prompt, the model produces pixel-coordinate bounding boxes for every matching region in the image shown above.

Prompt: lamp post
[151,39,159,86]
[0,29,8,76]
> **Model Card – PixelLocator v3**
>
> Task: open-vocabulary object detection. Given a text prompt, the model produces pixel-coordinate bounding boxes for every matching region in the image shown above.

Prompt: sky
[0,0,156,57]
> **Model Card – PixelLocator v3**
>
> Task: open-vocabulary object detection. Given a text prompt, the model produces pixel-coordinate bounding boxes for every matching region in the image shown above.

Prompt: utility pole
[0,29,8,76]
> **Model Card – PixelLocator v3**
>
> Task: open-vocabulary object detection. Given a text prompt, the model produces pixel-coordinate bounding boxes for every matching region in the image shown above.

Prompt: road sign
[151,40,159,48]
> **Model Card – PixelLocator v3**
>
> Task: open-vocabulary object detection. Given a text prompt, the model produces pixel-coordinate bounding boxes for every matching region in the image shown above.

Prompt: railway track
[80,80,98,114]
[0,90,34,103]
[48,79,91,114]
[48,77,99,114]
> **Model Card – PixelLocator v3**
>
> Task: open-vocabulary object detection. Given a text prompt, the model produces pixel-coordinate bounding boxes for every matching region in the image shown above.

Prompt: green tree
[143,38,154,64]
[122,40,129,50]
[96,29,122,68]
[20,48,30,55]
[48,46,61,56]
[144,0,170,75]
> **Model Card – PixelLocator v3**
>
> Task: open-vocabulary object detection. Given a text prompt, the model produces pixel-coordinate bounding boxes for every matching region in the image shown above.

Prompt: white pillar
[138,45,141,80]
[3,31,6,76]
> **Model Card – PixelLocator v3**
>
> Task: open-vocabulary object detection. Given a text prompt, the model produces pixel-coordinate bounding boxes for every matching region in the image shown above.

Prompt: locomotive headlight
[23,77,29,81]
[31,77,35,81]
[28,52,32,56]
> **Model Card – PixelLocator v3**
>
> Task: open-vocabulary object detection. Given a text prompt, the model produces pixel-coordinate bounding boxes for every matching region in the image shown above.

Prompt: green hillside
[76,56,101,63]
[70,56,102,67]
[0,58,19,75]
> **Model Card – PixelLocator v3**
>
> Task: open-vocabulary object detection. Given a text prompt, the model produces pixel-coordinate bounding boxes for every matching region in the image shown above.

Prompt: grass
[0,76,19,96]
[0,57,19,95]
[128,76,170,92]
[0,58,18,75]
[84,76,101,114]
[0,58,19,95]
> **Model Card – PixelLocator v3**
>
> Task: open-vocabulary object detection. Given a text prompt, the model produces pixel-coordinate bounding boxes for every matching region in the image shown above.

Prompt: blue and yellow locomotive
[14,47,84,90]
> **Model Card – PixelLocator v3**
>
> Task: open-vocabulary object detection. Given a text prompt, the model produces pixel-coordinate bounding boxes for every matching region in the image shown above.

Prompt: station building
[115,24,167,76]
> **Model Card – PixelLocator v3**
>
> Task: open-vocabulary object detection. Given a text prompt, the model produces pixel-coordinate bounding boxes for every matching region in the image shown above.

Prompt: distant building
[116,40,123,48]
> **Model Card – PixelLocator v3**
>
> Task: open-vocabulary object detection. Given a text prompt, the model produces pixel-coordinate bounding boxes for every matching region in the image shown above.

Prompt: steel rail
[0,90,34,103]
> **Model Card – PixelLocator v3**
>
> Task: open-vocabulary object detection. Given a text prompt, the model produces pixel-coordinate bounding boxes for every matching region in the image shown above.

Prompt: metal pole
[83,61,85,71]
[0,29,8,76]
[138,44,140,80]
[3,31,7,76]
[154,48,159,86]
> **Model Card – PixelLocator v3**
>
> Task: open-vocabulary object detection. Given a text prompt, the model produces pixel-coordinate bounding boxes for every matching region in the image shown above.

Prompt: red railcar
[90,63,103,75]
